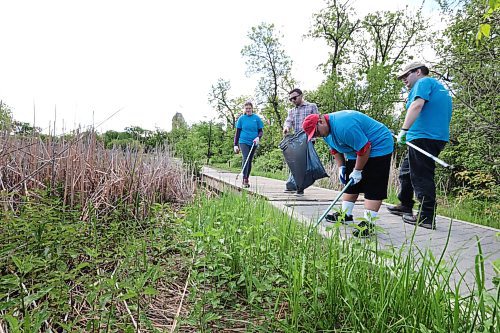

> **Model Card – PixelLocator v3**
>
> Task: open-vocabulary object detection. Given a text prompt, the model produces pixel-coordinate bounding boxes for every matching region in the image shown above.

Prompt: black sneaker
[353,220,375,237]
[387,204,413,216]
[325,212,353,223]
[403,215,435,230]
[294,190,304,197]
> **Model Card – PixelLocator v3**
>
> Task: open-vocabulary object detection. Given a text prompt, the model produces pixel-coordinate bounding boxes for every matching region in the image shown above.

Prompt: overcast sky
[0,0,441,133]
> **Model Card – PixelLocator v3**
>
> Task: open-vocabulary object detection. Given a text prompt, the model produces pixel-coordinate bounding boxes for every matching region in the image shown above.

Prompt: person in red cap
[302,111,393,237]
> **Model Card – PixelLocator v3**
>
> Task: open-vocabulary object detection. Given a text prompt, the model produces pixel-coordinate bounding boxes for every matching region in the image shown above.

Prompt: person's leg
[326,159,359,222]
[397,154,415,208]
[354,154,391,237]
[387,153,414,215]
[239,143,251,183]
[285,172,297,191]
[406,139,446,224]
[244,143,257,180]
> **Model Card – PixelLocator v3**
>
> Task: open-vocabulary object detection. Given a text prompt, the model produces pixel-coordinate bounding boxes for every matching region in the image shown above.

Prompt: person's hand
[349,169,362,185]
[338,166,348,185]
[396,129,408,145]
[233,145,240,154]
[282,127,289,136]
[253,137,260,145]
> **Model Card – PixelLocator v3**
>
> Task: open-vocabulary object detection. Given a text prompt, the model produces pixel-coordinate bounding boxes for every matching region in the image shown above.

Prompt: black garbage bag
[279,131,328,191]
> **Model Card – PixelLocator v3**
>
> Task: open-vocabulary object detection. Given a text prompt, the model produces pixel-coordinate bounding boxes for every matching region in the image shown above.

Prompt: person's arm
[333,150,345,166]
[283,109,293,134]
[354,143,371,171]
[234,128,242,146]
[257,128,263,138]
[402,98,425,130]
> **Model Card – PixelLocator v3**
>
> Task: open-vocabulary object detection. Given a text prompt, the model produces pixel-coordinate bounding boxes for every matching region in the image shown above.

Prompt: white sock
[364,210,378,221]
[342,201,355,216]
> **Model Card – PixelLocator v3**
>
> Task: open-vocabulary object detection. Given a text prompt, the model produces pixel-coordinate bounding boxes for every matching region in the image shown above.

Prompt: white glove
[234,145,240,154]
[253,137,260,145]
[396,129,408,145]
[349,169,363,185]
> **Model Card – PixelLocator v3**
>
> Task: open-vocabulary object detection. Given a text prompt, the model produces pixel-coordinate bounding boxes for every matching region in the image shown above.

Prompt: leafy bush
[253,148,285,173]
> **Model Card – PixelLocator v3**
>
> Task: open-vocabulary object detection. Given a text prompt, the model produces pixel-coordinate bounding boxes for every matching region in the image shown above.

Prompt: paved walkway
[201,166,499,292]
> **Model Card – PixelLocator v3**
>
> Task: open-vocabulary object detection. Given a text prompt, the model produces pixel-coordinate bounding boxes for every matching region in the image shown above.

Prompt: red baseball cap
[302,114,320,141]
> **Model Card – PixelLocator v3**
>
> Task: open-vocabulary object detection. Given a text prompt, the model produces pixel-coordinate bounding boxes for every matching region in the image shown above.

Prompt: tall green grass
[184,191,499,332]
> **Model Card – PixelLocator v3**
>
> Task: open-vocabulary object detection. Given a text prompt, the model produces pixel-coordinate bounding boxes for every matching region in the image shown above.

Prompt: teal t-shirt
[406,77,452,142]
[323,110,393,160]
[236,114,264,145]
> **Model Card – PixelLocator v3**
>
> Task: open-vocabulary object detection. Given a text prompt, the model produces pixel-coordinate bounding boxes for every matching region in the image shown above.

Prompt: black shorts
[344,153,392,200]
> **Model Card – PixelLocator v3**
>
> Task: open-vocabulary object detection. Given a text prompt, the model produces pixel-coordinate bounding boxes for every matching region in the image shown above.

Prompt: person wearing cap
[234,101,264,188]
[282,88,319,196]
[302,111,393,237]
[387,62,452,229]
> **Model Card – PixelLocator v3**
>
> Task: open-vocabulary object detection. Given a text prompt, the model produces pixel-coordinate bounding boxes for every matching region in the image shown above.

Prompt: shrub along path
[202,166,499,293]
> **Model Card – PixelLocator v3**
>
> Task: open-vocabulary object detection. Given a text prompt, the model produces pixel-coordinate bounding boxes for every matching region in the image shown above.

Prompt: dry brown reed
[316,157,400,192]
[0,131,195,220]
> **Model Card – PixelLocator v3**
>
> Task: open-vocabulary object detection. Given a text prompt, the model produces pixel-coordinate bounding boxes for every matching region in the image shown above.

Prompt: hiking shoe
[283,188,296,193]
[325,212,353,223]
[387,204,413,216]
[242,179,250,188]
[294,190,304,197]
[353,220,375,237]
[403,215,435,230]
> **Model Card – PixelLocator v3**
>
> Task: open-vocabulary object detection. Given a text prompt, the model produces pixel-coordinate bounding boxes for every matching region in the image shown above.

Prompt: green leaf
[23,286,53,304]
[143,287,158,296]
[480,24,491,38]
[493,258,500,274]
[4,314,21,333]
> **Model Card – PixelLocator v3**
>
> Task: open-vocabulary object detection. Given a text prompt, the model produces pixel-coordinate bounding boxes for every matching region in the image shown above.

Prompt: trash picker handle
[392,133,452,169]
[314,178,354,227]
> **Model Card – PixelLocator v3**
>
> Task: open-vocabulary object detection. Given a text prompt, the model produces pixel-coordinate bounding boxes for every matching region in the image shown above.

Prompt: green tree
[241,23,296,128]
[208,78,249,129]
[434,0,499,197]
[0,101,13,131]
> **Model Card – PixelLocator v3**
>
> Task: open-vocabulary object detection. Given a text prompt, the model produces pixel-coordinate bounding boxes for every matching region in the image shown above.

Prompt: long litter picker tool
[313,178,354,229]
[392,134,453,169]
[236,141,257,181]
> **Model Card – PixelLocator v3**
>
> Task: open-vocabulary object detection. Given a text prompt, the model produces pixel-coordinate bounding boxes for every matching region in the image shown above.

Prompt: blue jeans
[240,143,256,180]
[398,138,446,218]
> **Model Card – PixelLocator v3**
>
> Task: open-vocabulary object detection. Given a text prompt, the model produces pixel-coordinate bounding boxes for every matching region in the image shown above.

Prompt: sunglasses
[289,95,301,102]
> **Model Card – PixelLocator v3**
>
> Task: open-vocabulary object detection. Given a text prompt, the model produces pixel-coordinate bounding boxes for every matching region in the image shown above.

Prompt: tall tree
[241,23,295,127]
[356,8,428,69]
[208,78,248,129]
[308,0,360,77]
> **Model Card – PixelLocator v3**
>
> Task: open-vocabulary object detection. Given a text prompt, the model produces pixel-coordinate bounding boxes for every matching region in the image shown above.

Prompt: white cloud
[0,0,444,133]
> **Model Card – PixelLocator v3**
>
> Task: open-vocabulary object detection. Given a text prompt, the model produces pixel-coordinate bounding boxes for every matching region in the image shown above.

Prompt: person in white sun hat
[387,61,453,230]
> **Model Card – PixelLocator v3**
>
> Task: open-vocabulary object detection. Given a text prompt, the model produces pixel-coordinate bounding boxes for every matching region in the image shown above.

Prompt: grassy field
[0,133,498,332]
[182,191,499,331]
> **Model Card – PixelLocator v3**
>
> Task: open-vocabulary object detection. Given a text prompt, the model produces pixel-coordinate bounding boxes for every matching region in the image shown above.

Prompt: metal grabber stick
[313,178,354,229]
[392,134,453,169]
[236,141,257,181]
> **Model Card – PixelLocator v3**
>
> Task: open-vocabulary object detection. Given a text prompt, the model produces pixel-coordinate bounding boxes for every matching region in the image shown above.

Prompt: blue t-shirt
[406,77,452,142]
[323,110,393,160]
[236,114,264,145]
